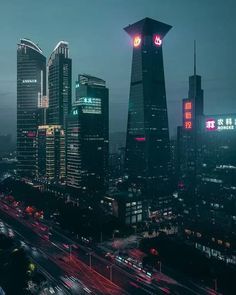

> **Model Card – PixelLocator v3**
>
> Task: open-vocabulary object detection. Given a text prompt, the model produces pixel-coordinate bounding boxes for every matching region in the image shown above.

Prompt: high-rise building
[17,39,46,177]
[176,114,236,265]
[66,74,109,194]
[36,125,65,181]
[124,18,172,204]
[48,41,72,128]
[179,42,204,189]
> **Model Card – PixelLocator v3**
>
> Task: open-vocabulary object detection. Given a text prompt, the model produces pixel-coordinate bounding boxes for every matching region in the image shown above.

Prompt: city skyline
[0,0,235,138]
[0,4,235,294]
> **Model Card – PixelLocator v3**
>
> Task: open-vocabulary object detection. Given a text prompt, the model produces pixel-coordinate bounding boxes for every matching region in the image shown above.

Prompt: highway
[0,198,221,295]
[0,201,125,295]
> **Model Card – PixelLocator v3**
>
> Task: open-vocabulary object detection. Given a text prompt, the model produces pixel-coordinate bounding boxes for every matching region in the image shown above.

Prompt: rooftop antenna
[194,40,196,76]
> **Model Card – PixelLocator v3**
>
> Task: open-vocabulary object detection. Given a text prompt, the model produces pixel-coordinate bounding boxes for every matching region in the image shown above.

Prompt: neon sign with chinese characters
[153,34,162,46]
[183,99,194,130]
[133,35,141,47]
[205,116,236,131]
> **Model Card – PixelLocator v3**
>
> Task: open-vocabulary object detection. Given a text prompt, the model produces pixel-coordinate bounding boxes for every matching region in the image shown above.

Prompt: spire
[194,40,196,76]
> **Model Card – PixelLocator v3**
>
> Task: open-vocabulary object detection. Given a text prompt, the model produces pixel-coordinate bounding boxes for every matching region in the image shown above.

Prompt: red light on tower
[185,112,192,119]
[184,121,192,129]
[153,34,162,46]
[184,102,192,110]
[133,35,141,47]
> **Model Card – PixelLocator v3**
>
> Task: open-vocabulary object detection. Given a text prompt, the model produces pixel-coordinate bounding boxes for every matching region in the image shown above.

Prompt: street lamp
[69,245,72,261]
[107,264,113,281]
[213,278,217,292]
[86,252,93,269]
[158,261,162,273]
[112,229,119,240]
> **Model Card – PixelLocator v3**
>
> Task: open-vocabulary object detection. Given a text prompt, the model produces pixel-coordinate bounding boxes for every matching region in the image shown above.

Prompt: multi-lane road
[0,198,220,295]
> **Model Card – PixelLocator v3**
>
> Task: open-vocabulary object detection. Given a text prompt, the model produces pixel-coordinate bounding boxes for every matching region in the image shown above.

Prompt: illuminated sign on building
[183,99,194,130]
[135,137,146,142]
[22,79,37,83]
[76,97,102,114]
[72,109,78,115]
[153,34,162,46]
[205,116,236,131]
[133,35,141,47]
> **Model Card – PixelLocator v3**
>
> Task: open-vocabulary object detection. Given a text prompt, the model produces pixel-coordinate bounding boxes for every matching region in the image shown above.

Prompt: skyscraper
[179,42,204,188]
[124,18,172,200]
[17,39,46,177]
[66,74,109,194]
[48,41,72,128]
[36,125,65,181]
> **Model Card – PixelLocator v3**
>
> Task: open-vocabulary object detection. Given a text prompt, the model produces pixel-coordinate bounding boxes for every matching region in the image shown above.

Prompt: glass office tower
[48,41,72,128]
[17,39,46,177]
[124,18,172,200]
[67,74,109,194]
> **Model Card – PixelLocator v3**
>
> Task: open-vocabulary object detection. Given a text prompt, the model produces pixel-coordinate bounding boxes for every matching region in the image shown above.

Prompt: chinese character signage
[205,115,236,131]
[183,99,194,131]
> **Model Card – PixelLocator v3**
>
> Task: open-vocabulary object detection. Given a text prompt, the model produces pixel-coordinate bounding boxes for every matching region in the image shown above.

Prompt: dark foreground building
[124,18,172,215]
[66,74,109,195]
[17,39,46,177]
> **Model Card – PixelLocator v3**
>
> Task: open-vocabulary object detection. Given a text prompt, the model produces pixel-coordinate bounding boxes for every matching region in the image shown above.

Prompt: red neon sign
[27,131,36,137]
[185,112,192,119]
[184,121,192,129]
[133,35,141,47]
[183,100,193,130]
[153,34,162,46]
[135,137,146,142]
[184,102,192,110]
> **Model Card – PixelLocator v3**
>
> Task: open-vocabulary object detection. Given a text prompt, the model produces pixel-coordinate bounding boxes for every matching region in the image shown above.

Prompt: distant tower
[17,39,46,178]
[48,41,72,128]
[124,18,172,200]
[180,41,204,187]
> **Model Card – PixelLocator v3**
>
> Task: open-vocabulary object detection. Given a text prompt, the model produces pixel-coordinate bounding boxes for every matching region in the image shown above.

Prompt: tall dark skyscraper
[179,42,204,188]
[48,41,72,128]
[124,18,172,200]
[17,39,46,177]
[66,74,109,194]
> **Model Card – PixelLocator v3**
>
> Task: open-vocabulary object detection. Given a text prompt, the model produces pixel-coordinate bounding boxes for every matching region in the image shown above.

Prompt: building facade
[17,39,46,178]
[124,18,172,214]
[48,41,72,128]
[176,114,236,265]
[178,42,204,189]
[36,125,65,181]
[66,74,109,194]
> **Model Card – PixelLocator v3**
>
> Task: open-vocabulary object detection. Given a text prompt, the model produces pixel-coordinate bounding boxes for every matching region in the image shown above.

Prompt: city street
[0,198,220,295]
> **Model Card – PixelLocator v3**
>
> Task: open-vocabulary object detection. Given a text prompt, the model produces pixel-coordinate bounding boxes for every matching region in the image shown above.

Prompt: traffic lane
[47,227,166,294]
[0,206,127,295]
[0,201,190,295]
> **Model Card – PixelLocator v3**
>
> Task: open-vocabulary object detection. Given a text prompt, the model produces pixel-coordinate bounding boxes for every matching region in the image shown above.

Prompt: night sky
[0,0,235,138]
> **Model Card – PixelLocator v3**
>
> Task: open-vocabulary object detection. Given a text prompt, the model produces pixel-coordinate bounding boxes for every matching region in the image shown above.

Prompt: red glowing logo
[153,34,162,46]
[133,35,141,47]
